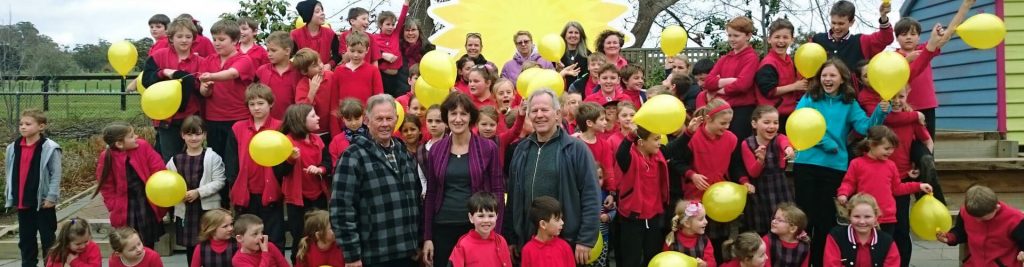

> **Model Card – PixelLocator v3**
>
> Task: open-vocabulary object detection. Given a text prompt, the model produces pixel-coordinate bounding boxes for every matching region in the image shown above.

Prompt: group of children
[8,0,1024,266]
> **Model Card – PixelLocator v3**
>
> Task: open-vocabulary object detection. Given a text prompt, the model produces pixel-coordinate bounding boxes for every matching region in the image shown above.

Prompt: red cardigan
[448,231,513,267]
[740,135,792,178]
[230,118,284,207]
[836,156,921,224]
[941,202,1024,267]
[282,134,328,205]
[96,139,167,227]
[614,142,669,219]
[374,4,408,71]
[756,51,803,115]
[109,247,163,267]
[520,236,576,267]
[824,227,900,267]
[45,240,101,267]
[703,46,759,107]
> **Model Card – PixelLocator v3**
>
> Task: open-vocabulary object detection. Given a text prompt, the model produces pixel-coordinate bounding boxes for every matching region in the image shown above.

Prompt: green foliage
[72,40,110,73]
[0,22,79,76]
[223,0,297,42]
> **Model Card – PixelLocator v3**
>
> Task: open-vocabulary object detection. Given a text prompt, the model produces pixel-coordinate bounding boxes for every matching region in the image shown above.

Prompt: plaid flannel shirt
[330,135,422,264]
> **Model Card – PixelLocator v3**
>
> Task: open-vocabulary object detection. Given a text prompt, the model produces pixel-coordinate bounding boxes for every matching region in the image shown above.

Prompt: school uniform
[150,36,168,56]
[612,140,669,267]
[583,88,630,106]
[810,23,893,79]
[166,148,226,261]
[280,134,329,260]
[581,136,616,192]
[622,88,646,108]
[295,70,338,136]
[824,226,900,267]
[189,239,238,267]
[142,47,204,161]
[939,202,1024,267]
[193,35,216,58]
[740,135,794,235]
[763,234,810,267]
[96,139,167,248]
[200,52,256,184]
[254,63,301,120]
[339,30,382,64]
[44,240,101,267]
[755,51,803,133]
[328,133,352,167]
[332,62,384,134]
[520,236,576,267]
[231,242,289,267]
[229,117,286,249]
[294,239,345,267]
[5,137,61,267]
[899,45,942,136]
[448,231,513,267]
[569,75,599,99]
[672,126,746,200]
[837,156,921,225]
[470,93,497,108]
[375,4,409,97]
[291,25,341,67]
[665,231,717,267]
[109,247,163,267]
[237,43,269,69]
[703,46,760,139]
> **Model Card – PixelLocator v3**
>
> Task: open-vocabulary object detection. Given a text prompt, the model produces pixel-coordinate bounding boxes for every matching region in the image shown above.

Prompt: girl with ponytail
[94,123,167,248]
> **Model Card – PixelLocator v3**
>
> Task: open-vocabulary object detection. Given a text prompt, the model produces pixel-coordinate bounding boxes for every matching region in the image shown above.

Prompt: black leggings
[728,105,755,141]
[430,222,473,267]
[793,163,844,267]
[613,213,666,267]
[880,195,913,267]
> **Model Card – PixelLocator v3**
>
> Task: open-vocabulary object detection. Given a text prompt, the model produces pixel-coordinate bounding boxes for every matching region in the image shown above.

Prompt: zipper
[529,140,547,201]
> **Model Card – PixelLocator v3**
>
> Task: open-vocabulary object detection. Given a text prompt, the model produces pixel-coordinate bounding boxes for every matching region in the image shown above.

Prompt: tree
[0,22,78,76]
[627,0,681,48]
[132,37,154,71]
[223,0,295,42]
[72,40,110,73]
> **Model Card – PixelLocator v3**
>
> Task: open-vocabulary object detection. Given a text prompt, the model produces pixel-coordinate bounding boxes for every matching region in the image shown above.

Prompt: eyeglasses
[516,40,532,46]
[772,217,790,224]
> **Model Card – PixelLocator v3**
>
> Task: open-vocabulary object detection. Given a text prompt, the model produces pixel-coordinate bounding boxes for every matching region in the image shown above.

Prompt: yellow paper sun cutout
[428,0,634,70]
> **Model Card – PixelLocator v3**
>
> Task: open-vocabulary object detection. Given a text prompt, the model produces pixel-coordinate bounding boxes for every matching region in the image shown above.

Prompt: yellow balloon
[957,13,1006,50]
[910,194,952,241]
[415,77,450,108]
[135,72,146,94]
[634,95,687,135]
[525,69,565,97]
[516,68,543,97]
[786,108,826,151]
[249,130,294,167]
[108,40,138,77]
[660,25,688,56]
[140,80,183,120]
[145,170,186,207]
[421,50,457,90]
[588,232,604,264]
[539,34,566,63]
[702,181,747,222]
[649,251,698,267]
[794,43,827,78]
[866,51,910,100]
[294,17,305,29]
[395,100,405,133]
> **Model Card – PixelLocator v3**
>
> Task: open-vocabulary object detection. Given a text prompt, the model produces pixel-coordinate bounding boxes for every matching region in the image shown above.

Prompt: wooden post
[120,77,127,111]
[42,78,50,111]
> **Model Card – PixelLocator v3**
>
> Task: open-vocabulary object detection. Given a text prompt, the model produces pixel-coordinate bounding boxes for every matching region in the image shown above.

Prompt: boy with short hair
[237,17,269,68]
[340,7,381,66]
[293,48,337,140]
[448,192,513,267]
[619,64,646,107]
[374,0,411,96]
[520,196,576,267]
[230,84,286,251]
[575,102,615,192]
[810,0,894,74]
[175,13,216,58]
[938,185,1024,267]
[338,98,369,142]
[569,53,609,98]
[687,59,714,112]
[199,18,256,161]
[583,64,629,106]
[232,214,289,267]
[334,31,384,107]
[292,0,341,68]
[148,14,171,55]
[143,17,204,161]
[255,31,300,120]
[6,109,62,267]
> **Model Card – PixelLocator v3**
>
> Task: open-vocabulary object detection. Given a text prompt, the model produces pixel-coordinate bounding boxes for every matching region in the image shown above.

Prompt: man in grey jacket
[506,88,601,264]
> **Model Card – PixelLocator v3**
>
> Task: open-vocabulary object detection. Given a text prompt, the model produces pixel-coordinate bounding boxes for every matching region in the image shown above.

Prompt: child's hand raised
[920,183,934,193]
[880,1,892,20]
[754,145,767,163]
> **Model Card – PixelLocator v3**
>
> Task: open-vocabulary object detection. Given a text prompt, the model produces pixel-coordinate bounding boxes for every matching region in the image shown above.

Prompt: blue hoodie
[794,93,887,171]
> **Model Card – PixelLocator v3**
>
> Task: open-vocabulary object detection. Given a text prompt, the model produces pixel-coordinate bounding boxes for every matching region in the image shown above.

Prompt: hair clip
[684,201,704,217]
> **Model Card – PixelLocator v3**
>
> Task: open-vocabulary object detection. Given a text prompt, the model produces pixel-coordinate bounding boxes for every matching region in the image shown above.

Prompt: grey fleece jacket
[5,138,62,210]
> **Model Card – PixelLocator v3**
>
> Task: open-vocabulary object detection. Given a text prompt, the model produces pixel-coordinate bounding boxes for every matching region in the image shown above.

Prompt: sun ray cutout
[427,0,634,71]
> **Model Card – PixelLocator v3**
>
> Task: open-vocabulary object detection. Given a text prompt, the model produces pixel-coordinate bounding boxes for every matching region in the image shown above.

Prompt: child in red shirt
[232,214,289,267]
[294,48,338,139]
[190,209,238,267]
[340,7,381,66]
[612,126,670,267]
[279,104,330,260]
[375,0,410,96]
[575,102,615,191]
[763,204,811,267]
[334,31,385,109]
[755,19,807,131]
[606,101,636,150]
[45,218,101,267]
[619,65,646,108]
[175,14,215,58]
[230,85,286,250]
[256,32,301,120]
[703,16,760,139]
[569,53,609,98]
[664,201,716,267]
[108,227,164,267]
[559,91,581,134]
[294,210,345,267]
[719,232,768,267]
[466,66,498,108]
[95,124,167,248]
[937,185,1024,267]
[584,64,629,106]
[199,19,256,161]
[740,106,795,235]
[237,17,269,69]
[521,196,576,267]
[292,0,340,68]
[142,18,205,160]
[824,194,901,267]
[449,192,513,267]
[147,14,170,56]
[6,110,61,267]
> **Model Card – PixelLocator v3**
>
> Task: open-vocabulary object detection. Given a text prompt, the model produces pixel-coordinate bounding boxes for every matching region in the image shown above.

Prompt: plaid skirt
[174,153,205,247]
[745,171,794,234]
[127,166,165,247]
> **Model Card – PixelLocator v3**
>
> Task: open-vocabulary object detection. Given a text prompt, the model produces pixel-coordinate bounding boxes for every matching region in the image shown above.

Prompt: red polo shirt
[255,63,301,120]
[291,26,338,67]
[150,48,203,120]
[201,53,255,121]
[150,36,168,56]
[339,30,381,64]
[295,70,338,135]
[471,93,497,108]
[238,43,269,69]
[192,35,216,58]
[17,138,38,209]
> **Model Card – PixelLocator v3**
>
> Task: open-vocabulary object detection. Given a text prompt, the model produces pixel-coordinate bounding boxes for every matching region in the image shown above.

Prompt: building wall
[1004,0,1024,141]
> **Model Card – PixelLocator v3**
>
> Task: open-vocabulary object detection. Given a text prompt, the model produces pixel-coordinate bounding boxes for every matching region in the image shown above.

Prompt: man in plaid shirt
[331,94,422,267]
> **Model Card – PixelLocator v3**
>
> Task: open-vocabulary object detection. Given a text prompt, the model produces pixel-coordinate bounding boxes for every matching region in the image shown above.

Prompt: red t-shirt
[232,243,289,267]
[150,36,168,56]
[581,136,616,192]
[149,48,203,120]
[448,231,513,267]
[291,26,338,67]
[201,53,256,121]
[295,240,345,267]
[339,30,381,64]
[238,43,269,70]
[520,236,575,267]
[192,35,216,58]
[255,63,301,120]
[109,247,163,267]
[17,138,38,209]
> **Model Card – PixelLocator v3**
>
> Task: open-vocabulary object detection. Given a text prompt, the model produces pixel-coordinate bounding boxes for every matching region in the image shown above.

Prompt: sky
[0,0,904,48]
